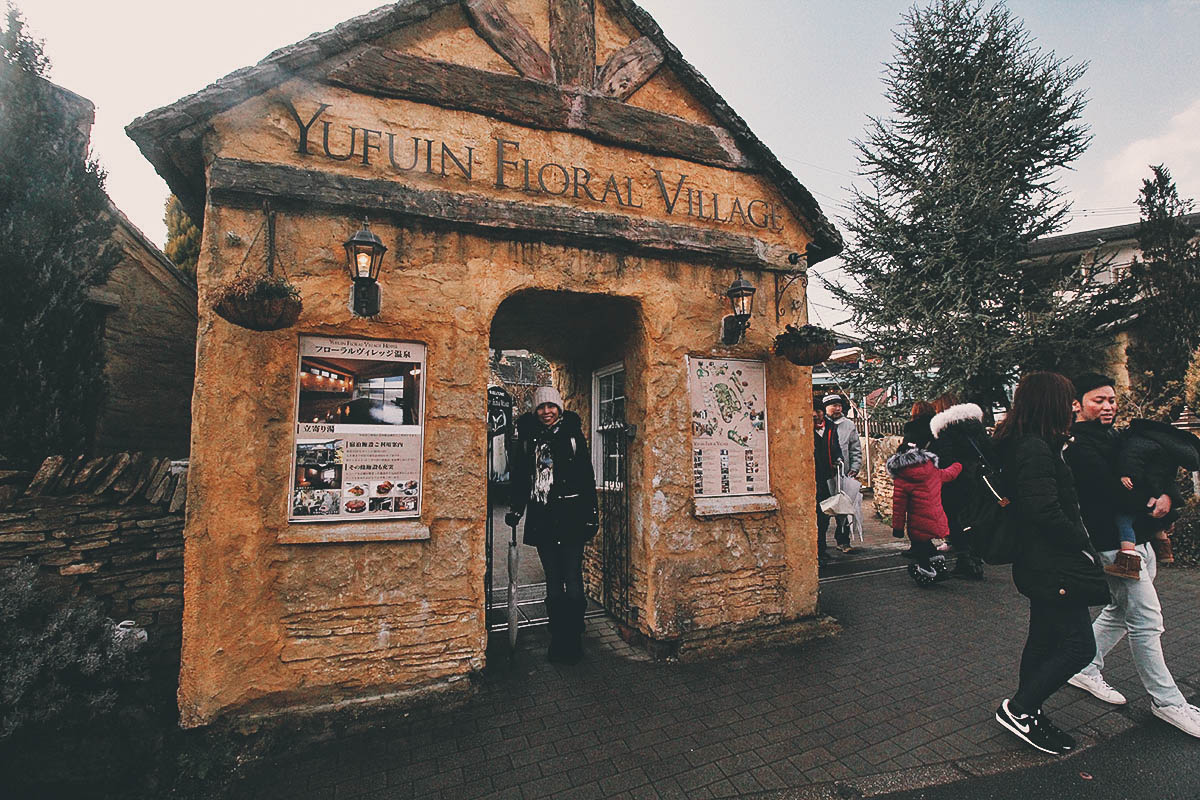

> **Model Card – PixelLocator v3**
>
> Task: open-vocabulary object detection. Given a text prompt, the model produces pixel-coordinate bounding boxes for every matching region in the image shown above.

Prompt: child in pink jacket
[888,444,962,579]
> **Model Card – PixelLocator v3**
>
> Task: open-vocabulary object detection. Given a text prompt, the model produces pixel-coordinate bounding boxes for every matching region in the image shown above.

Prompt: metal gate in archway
[595,380,633,626]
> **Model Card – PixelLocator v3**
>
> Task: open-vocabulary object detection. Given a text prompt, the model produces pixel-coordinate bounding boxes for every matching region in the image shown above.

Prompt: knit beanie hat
[533,385,564,412]
[821,393,845,409]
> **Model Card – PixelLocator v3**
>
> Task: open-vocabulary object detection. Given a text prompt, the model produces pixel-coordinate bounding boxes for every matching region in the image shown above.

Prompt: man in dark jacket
[813,400,843,563]
[823,393,861,552]
[1063,373,1200,738]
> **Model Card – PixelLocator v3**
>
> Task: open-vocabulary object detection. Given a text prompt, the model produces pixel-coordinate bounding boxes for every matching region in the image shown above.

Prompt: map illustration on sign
[687,357,769,497]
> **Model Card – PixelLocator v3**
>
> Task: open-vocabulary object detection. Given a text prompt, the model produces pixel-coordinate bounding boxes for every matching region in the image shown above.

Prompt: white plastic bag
[821,465,864,540]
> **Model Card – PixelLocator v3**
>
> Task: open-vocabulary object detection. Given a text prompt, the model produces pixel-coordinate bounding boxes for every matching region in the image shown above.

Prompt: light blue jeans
[1080,542,1186,708]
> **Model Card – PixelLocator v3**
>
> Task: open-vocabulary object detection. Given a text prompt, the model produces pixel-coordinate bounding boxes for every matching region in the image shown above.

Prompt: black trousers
[537,539,586,604]
[1011,599,1096,714]
[909,538,937,568]
[816,479,849,551]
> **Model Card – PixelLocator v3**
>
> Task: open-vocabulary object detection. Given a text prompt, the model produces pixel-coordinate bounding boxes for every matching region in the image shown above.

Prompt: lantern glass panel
[731,291,753,319]
[355,249,372,277]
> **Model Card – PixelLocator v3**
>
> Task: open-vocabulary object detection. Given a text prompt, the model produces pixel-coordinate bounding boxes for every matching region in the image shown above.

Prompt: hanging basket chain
[211,199,302,332]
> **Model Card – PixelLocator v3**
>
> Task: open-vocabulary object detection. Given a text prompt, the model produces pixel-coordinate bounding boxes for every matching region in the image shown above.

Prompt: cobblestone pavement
[239,564,1200,800]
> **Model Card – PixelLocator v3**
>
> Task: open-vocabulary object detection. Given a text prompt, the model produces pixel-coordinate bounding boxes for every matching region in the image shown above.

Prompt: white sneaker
[1151,702,1200,737]
[1067,672,1127,705]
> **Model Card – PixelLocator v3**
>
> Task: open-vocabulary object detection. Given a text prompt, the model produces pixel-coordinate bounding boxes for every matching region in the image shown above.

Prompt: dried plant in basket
[212,273,302,332]
[773,324,837,366]
[210,201,302,332]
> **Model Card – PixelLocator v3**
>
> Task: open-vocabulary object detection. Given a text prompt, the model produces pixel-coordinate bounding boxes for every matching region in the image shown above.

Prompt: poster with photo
[290,335,425,522]
[687,357,769,498]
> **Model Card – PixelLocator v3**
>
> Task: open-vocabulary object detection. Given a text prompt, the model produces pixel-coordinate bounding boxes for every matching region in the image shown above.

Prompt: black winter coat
[1064,420,1183,550]
[998,434,1099,603]
[509,410,600,547]
[814,422,843,491]
[1118,419,1200,512]
[929,403,993,532]
[1064,420,1126,549]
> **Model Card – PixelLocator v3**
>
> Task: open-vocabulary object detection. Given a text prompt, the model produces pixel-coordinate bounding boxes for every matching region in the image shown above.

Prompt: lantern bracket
[775,250,809,322]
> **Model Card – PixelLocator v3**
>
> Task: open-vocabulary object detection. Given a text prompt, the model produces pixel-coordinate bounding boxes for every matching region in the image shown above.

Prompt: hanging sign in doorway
[687,357,769,498]
[487,385,513,483]
[290,335,426,522]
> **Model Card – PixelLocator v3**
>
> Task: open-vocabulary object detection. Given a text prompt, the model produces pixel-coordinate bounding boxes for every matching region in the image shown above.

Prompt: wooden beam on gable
[325,48,754,172]
[549,0,595,88]
[208,158,794,270]
[461,0,553,82]
[595,36,663,100]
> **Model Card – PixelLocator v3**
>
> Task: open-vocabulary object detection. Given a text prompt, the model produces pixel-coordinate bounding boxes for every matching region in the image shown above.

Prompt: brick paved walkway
[239,566,1200,800]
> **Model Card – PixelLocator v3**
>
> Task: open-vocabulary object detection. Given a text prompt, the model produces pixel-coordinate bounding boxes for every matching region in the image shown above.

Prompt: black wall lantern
[722,270,756,344]
[344,219,387,317]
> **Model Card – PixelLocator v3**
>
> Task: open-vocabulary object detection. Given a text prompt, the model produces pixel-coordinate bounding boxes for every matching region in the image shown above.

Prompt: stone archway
[486,289,645,641]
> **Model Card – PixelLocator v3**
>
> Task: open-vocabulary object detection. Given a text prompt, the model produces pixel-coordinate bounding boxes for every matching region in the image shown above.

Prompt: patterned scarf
[532,439,554,504]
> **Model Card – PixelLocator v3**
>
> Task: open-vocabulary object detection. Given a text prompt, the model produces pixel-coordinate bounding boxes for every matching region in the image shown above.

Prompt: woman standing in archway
[506,386,600,664]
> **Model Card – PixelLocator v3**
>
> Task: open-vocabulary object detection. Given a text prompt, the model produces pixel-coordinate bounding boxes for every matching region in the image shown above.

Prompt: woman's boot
[559,596,586,664]
[545,597,565,662]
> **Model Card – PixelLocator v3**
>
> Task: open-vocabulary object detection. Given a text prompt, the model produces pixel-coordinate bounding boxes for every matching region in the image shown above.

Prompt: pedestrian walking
[887,443,960,583]
[993,372,1108,755]
[813,399,844,564]
[929,402,993,579]
[822,393,862,552]
[1063,373,1200,738]
[506,386,600,664]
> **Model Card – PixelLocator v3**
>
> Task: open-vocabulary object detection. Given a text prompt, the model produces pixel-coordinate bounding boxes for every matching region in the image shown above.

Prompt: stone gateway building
[128,0,841,726]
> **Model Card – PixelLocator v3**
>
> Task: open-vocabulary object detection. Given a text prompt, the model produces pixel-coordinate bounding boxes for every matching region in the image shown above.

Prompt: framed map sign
[687,357,769,498]
[290,335,425,523]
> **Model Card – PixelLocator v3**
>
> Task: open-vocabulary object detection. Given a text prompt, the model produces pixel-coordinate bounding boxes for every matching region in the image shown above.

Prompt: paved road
[863,713,1200,800]
[238,559,1199,800]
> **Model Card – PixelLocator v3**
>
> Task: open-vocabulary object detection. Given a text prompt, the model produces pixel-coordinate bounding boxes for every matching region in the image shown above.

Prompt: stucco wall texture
[178,0,820,725]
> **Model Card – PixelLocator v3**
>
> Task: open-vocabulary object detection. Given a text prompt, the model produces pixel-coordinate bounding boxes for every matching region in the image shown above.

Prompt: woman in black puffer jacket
[992,372,1108,756]
[929,402,992,578]
[506,386,599,663]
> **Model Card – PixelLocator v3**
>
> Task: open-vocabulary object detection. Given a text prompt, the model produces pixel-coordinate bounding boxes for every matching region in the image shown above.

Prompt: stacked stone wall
[0,453,186,657]
[93,220,198,459]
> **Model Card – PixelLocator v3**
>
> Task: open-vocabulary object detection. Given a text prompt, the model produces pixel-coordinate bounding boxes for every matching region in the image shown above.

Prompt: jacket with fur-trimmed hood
[509,410,600,547]
[929,403,993,524]
[887,446,962,541]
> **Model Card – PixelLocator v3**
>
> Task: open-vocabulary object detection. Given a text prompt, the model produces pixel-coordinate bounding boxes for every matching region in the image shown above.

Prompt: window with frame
[592,363,625,489]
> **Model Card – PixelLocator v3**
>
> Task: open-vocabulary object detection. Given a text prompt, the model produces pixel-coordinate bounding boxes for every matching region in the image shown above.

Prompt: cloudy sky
[19,0,1200,330]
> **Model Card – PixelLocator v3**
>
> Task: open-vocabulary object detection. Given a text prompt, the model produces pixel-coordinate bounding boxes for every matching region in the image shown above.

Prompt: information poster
[687,357,769,497]
[290,335,425,522]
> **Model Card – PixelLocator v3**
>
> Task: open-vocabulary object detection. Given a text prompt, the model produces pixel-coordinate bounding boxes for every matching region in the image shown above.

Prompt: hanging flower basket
[212,274,302,332]
[773,324,837,366]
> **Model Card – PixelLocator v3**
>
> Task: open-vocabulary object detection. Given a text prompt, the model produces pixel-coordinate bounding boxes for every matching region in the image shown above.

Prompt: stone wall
[0,454,186,657]
[91,212,198,459]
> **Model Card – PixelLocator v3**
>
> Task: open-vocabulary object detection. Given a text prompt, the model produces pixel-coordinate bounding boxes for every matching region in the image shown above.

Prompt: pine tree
[1125,165,1200,400]
[163,194,200,278]
[0,7,120,466]
[826,0,1105,409]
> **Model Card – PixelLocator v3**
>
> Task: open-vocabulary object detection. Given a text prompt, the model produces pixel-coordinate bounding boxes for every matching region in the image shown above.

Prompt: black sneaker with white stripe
[995,698,1062,755]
